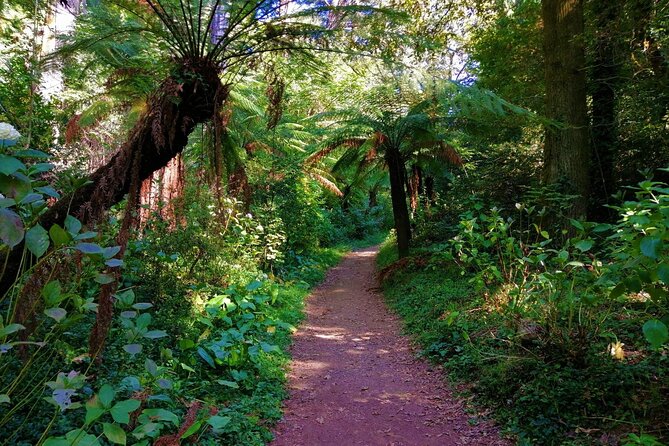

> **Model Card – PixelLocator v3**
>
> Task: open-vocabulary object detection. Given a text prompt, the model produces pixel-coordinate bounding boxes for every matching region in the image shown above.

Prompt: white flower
[0,123,20,141]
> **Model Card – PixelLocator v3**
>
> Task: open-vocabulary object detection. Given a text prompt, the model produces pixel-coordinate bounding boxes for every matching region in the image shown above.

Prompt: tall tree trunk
[385,146,411,258]
[589,0,621,221]
[0,61,226,296]
[368,184,378,210]
[541,0,590,218]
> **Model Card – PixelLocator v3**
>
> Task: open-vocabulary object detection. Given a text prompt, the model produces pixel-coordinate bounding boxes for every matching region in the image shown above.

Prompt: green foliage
[381,170,669,444]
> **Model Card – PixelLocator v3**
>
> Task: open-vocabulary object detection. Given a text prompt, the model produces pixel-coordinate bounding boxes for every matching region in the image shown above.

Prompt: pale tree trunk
[541,0,590,218]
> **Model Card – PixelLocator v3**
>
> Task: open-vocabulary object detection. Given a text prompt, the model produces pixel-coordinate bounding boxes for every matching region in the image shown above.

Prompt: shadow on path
[271,246,509,446]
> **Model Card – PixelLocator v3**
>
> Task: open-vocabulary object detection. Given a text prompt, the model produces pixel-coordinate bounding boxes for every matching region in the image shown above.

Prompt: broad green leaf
[573,239,593,252]
[658,263,669,284]
[106,259,124,268]
[65,429,101,446]
[43,438,69,446]
[74,231,97,240]
[141,408,179,426]
[103,246,121,259]
[0,208,24,248]
[643,319,669,350]
[0,323,25,338]
[103,423,126,445]
[98,384,115,408]
[44,308,67,322]
[260,342,280,353]
[20,192,42,204]
[144,358,158,377]
[245,280,263,291]
[0,155,25,175]
[115,289,135,306]
[75,243,103,255]
[14,149,49,158]
[217,380,239,388]
[95,273,115,285]
[49,224,70,248]
[198,347,216,368]
[123,344,142,356]
[143,330,167,339]
[207,415,231,431]
[110,399,140,424]
[0,394,9,404]
[0,174,30,201]
[135,313,151,330]
[41,280,62,306]
[64,215,82,235]
[36,186,60,198]
[29,162,54,174]
[178,339,195,349]
[131,422,161,439]
[131,303,153,310]
[26,224,49,257]
[85,396,106,424]
[640,236,662,259]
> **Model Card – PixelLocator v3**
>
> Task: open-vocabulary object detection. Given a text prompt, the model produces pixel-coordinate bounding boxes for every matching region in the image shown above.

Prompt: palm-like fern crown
[64,0,400,80]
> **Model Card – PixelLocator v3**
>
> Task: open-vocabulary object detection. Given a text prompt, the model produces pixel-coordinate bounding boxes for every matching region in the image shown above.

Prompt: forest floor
[271,246,509,446]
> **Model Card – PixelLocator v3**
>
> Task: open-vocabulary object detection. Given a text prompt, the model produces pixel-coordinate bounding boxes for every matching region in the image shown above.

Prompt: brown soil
[271,247,510,446]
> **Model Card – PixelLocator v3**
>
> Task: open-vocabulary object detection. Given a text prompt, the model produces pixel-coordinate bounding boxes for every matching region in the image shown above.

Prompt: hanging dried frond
[309,172,344,197]
[65,114,82,144]
[228,164,252,209]
[363,147,378,165]
[435,142,464,166]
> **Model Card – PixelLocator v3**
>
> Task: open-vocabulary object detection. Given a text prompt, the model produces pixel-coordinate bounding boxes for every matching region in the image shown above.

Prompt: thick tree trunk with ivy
[385,146,411,258]
[541,0,590,218]
[0,61,226,302]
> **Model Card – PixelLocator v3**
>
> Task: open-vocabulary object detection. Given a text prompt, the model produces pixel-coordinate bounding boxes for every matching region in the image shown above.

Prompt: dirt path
[271,247,509,446]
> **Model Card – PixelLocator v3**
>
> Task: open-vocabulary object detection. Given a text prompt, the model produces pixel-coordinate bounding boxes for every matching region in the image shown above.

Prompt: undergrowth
[377,176,669,446]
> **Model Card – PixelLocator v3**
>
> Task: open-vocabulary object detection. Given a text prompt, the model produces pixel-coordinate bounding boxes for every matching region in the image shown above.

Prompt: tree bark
[588,0,621,221]
[541,0,590,218]
[0,61,226,296]
[385,146,411,258]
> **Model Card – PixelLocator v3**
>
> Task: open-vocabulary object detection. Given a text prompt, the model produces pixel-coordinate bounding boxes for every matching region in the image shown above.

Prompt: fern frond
[308,172,343,196]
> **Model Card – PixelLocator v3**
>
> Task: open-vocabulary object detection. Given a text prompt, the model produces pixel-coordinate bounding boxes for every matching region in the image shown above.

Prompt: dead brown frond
[65,114,82,144]
[228,164,252,209]
[435,142,463,166]
[309,172,343,196]
[378,255,431,283]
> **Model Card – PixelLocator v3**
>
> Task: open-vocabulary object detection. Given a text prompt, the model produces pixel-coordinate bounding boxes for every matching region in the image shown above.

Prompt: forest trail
[271,247,509,446]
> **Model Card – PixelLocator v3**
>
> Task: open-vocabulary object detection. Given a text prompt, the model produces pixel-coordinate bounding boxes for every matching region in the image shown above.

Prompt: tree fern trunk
[385,146,411,258]
[0,62,227,296]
